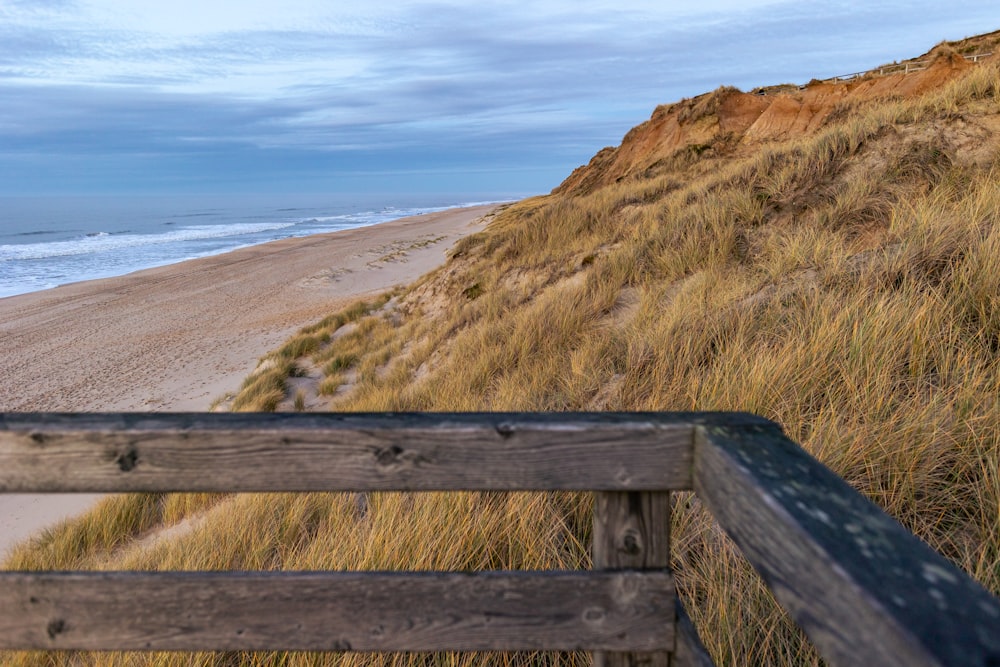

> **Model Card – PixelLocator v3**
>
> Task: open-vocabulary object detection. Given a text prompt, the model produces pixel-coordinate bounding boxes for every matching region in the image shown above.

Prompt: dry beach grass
[0,205,493,559]
[5,39,1000,666]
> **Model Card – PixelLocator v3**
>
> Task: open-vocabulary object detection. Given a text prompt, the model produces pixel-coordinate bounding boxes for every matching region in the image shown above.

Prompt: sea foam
[0,222,298,261]
[0,197,514,299]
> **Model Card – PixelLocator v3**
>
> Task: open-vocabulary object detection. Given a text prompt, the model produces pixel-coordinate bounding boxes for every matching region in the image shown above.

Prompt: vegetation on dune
[6,41,1000,666]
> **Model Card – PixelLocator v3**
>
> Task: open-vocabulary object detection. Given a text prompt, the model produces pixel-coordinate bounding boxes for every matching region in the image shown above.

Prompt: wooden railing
[820,52,994,84]
[1,412,999,666]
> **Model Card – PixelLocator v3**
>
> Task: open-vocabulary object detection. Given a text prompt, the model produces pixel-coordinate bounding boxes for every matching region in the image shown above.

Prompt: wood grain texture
[593,492,671,571]
[592,492,672,667]
[694,423,1000,667]
[0,412,774,492]
[0,570,675,651]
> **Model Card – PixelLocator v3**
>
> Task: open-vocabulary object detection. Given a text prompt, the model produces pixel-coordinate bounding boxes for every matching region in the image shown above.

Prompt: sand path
[0,204,494,557]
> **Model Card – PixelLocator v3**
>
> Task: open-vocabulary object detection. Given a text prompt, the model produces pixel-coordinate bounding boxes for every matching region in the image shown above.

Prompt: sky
[1,1,998,197]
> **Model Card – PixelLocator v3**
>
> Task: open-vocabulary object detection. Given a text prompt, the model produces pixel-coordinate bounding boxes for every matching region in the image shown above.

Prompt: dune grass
[5,52,1000,667]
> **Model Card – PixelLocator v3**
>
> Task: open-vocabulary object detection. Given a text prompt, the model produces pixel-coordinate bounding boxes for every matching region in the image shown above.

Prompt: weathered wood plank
[694,423,1000,667]
[673,600,715,667]
[593,492,671,570]
[0,570,675,651]
[0,412,766,492]
[592,491,672,667]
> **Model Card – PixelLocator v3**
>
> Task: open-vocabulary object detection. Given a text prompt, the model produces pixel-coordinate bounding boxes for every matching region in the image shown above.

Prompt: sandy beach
[0,204,495,557]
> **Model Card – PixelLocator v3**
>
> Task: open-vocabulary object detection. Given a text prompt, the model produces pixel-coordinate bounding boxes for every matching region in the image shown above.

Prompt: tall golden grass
[5,53,1000,666]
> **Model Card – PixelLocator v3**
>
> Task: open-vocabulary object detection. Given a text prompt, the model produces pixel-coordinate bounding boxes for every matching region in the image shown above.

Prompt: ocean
[0,194,508,299]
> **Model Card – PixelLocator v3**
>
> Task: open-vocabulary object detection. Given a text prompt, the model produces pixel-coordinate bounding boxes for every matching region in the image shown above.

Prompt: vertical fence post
[592,491,672,667]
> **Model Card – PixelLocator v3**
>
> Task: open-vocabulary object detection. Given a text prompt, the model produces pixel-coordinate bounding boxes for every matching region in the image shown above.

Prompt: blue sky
[1,1,997,197]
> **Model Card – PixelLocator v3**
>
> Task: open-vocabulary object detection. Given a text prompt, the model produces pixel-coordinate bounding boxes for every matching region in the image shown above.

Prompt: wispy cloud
[1,0,997,194]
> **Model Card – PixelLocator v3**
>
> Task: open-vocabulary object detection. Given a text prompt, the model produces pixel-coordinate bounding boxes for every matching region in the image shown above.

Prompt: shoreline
[0,199,512,301]
[0,203,497,558]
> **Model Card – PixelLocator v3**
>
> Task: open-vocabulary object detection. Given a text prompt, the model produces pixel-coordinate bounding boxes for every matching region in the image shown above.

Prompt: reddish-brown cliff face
[555,49,983,196]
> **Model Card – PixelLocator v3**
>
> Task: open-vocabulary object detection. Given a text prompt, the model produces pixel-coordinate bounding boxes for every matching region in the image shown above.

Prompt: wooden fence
[1,412,999,666]
[820,52,994,84]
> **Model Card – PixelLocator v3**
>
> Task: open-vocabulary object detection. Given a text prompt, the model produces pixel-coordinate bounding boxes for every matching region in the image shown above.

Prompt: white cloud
[5,0,997,96]
[1,0,999,193]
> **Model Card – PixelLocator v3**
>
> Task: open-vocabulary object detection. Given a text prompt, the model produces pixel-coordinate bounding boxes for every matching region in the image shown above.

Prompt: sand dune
[0,204,495,557]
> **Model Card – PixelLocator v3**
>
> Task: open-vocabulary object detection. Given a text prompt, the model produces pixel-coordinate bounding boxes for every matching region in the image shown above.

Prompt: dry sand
[0,204,495,558]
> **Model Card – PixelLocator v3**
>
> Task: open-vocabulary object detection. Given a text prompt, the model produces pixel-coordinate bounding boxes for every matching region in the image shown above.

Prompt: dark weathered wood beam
[0,412,766,492]
[694,423,1000,667]
[0,570,675,652]
[0,412,725,492]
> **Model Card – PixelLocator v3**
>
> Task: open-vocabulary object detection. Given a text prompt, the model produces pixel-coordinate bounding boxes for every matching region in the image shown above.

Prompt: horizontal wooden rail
[0,412,766,492]
[0,570,673,651]
[694,423,1000,667]
[2,412,998,667]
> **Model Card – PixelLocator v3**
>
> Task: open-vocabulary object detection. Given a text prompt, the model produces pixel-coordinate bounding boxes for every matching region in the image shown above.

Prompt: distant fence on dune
[819,51,993,85]
[1,412,999,666]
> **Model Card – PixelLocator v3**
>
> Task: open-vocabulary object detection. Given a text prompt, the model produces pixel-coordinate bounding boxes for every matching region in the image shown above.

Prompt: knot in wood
[115,446,139,472]
[494,423,515,439]
[375,445,404,466]
[620,529,642,555]
[46,619,65,640]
